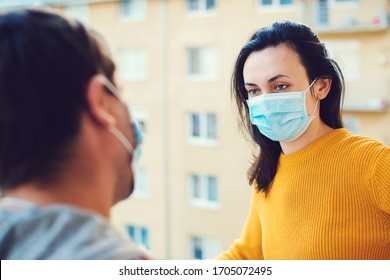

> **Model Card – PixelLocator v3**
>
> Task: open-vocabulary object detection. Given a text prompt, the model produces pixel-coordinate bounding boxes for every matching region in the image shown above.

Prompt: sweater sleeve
[214,189,264,260]
[371,146,390,214]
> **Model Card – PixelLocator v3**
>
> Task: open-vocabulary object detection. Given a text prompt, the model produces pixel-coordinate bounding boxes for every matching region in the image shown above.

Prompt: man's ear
[85,75,116,127]
[316,77,332,100]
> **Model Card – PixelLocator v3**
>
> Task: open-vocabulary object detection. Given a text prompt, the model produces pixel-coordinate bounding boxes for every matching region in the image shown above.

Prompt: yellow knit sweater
[217,129,390,259]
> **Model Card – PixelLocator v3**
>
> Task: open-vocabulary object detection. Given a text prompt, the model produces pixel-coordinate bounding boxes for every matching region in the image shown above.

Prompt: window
[258,0,293,8]
[187,0,215,13]
[189,236,221,260]
[187,47,218,80]
[324,40,360,81]
[120,0,147,20]
[130,106,148,136]
[65,4,89,23]
[188,112,217,144]
[317,0,329,26]
[127,225,150,249]
[131,167,149,198]
[331,0,359,9]
[334,0,359,4]
[343,116,359,134]
[117,48,147,81]
[189,174,219,208]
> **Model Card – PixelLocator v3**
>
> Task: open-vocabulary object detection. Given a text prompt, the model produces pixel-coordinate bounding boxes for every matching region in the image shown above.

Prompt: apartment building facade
[2,0,389,259]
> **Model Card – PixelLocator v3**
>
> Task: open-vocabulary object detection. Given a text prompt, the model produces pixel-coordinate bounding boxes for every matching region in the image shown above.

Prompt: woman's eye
[248,89,260,96]
[275,84,288,91]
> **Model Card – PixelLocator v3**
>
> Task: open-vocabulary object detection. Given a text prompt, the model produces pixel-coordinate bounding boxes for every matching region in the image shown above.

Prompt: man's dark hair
[0,9,115,189]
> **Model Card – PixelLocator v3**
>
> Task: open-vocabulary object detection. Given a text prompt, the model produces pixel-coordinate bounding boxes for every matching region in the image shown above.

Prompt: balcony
[0,0,108,9]
[342,79,390,113]
[343,98,389,113]
[300,0,390,34]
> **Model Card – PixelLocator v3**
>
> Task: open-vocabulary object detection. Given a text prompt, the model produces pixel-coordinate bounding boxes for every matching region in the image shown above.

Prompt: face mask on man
[246,79,318,142]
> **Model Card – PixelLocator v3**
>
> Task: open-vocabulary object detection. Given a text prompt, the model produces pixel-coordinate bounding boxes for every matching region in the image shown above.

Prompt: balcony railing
[342,78,390,113]
[300,0,390,34]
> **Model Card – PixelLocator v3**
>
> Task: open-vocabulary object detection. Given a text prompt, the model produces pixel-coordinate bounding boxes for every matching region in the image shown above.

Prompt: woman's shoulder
[323,128,389,170]
[333,128,388,155]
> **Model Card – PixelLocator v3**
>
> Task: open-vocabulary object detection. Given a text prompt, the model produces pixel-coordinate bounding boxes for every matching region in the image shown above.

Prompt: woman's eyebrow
[268,74,291,83]
[244,82,258,87]
[245,74,291,87]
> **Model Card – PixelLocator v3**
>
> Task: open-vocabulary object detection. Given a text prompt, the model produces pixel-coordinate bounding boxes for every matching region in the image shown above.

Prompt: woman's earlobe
[317,78,332,100]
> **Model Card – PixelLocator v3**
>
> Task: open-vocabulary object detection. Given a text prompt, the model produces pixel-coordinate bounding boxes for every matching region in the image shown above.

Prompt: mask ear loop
[310,99,319,117]
[99,75,137,155]
[305,78,318,92]
[305,78,318,117]
[109,125,135,154]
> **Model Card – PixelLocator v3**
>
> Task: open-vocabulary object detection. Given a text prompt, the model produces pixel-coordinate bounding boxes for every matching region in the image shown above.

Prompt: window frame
[119,0,147,21]
[127,225,150,250]
[117,48,148,81]
[187,46,218,81]
[187,112,218,146]
[257,0,294,11]
[64,3,89,23]
[188,174,220,209]
[331,0,360,8]
[187,0,216,15]
[189,236,221,260]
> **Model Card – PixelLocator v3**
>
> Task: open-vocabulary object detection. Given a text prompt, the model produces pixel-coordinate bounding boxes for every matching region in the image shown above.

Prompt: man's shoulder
[0,204,149,260]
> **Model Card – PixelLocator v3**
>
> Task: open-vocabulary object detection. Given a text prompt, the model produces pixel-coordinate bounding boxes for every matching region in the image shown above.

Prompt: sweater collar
[278,128,351,167]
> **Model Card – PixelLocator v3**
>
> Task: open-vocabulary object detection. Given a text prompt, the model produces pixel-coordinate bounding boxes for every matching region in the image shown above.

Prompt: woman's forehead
[243,45,306,83]
[245,45,302,71]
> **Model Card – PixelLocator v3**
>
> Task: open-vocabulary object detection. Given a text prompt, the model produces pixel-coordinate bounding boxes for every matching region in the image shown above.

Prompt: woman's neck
[280,120,334,155]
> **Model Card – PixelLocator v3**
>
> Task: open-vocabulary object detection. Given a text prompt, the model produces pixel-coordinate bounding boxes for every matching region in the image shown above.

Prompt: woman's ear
[316,77,332,100]
[85,75,116,127]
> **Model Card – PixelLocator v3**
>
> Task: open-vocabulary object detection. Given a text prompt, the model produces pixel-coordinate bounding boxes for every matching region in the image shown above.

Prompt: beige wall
[91,0,172,259]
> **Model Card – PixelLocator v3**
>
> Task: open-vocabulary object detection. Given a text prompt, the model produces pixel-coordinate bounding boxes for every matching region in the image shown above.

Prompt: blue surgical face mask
[130,121,143,162]
[246,79,318,142]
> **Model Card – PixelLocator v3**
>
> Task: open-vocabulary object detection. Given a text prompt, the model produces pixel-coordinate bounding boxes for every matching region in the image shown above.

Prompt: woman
[216,21,390,259]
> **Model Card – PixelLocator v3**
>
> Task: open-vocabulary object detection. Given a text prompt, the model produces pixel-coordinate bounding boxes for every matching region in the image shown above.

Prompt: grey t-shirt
[0,198,150,260]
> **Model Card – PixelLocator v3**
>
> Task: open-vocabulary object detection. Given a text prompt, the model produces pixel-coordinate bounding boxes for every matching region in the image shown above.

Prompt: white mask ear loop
[310,99,319,117]
[304,78,318,92]
[99,75,135,155]
[109,125,134,154]
[305,78,318,117]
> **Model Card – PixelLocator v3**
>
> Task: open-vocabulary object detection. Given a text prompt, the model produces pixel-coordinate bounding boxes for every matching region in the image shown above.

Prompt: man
[0,8,149,259]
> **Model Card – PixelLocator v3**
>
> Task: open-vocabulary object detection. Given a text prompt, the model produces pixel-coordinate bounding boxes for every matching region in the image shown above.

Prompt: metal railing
[299,0,390,33]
